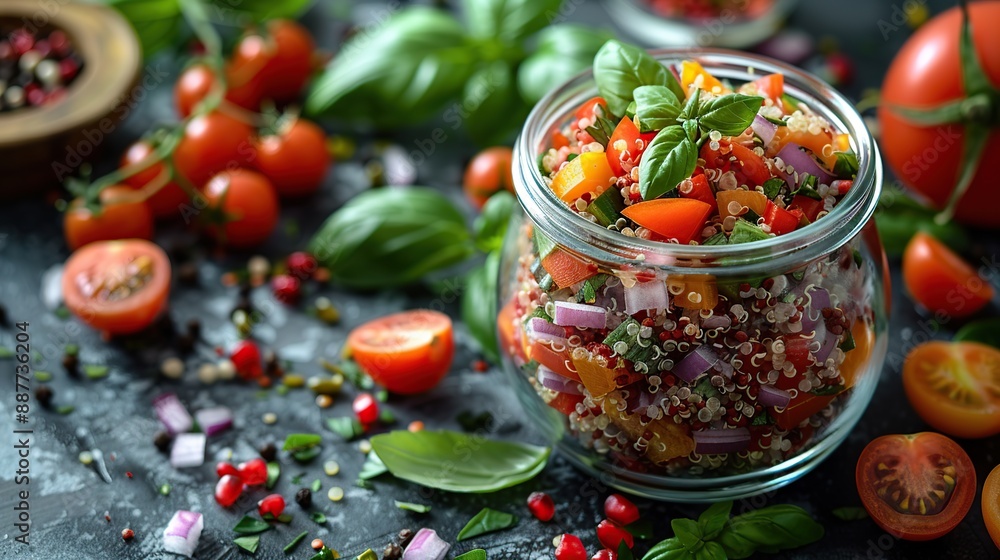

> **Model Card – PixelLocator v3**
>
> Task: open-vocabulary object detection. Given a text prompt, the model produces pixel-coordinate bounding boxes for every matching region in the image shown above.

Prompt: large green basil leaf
[593,40,682,117]
[369,430,550,493]
[462,0,561,44]
[462,251,501,362]
[716,504,824,559]
[308,187,475,289]
[697,501,733,540]
[638,125,698,200]
[463,61,527,146]
[456,507,518,541]
[633,85,683,133]
[104,0,183,57]
[305,8,477,125]
[517,24,614,104]
[955,319,1000,349]
[697,94,764,136]
[642,537,689,560]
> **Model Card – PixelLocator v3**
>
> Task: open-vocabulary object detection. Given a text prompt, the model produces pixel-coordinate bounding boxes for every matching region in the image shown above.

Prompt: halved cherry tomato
[700,140,772,188]
[856,432,975,541]
[606,117,656,176]
[64,186,154,250]
[253,118,329,197]
[621,198,713,244]
[903,341,1000,439]
[903,232,994,318]
[550,152,615,202]
[575,96,609,122]
[680,60,725,93]
[62,239,171,335]
[463,146,514,209]
[173,62,263,118]
[716,189,768,221]
[763,200,799,235]
[983,464,1000,549]
[750,73,783,101]
[201,169,279,248]
[347,310,454,394]
[679,173,715,207]
[120,140,189,219]
[172,111,255,189]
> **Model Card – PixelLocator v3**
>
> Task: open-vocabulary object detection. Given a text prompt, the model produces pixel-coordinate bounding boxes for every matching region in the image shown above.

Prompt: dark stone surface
[1,0,999,559]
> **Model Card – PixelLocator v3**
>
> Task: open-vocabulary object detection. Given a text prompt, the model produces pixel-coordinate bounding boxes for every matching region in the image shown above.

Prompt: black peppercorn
[397,528,414,547]
[177,262,199,286]
[153,431,172,453]
[259,442,277,462]
[186,318,201,339]
[295,488,312,508]
[382,543,403,560]
[35,385,53,407]
[176,333,195,354]
[62,353,79,375]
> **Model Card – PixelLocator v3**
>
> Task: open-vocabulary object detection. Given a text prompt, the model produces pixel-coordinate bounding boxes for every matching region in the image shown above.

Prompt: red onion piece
[537,365,583,395]
[701,315,732,330]
[752,115,777,145]
[693,428,751,455]
[163,510,203,558]
[528,317,564,338]
[170,433,206,469]
[673,345,719,383]
[776,143,832,187]
[801,286,831,332]
[403,528,450,560]
[624,280,669,315]
[553,301,607,329]
[595,281,625,312]
[194,406,233,436]
[758,385,792,408]
[153,393,193,436]
[528,329,569,346]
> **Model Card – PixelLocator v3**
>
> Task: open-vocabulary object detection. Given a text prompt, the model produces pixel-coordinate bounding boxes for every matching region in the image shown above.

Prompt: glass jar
[498,49,889,502]
[602,0,798,49]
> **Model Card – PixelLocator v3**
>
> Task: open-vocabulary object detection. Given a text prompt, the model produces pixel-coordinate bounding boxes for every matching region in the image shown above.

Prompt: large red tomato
[879,2,1000,228]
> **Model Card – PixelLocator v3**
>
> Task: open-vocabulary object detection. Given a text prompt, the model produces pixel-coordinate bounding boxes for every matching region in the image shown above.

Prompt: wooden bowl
[0,1,141,198]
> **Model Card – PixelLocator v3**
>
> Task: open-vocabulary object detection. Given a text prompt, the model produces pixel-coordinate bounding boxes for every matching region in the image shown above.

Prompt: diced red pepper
[547,392,585,416]
[750,73,784,101]
[605,117,657,176]
[680,173,715,207]
[552,130,570,149]
[530,339,580,381]
[772,393,836,431]
[763,201,799,235]
[790,194,824,222]
[541,247,598,289]
[575,96,609,122]
[621,198,713,244]
[832,179,852,195]
[700,140,772,188]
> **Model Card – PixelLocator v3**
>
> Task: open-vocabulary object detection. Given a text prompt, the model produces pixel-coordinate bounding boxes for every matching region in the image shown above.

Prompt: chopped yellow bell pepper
[571,350,618,398]
[550,152,615,202]
[681,60,726,94]
[667,274,719,310]
[717,190,769,221]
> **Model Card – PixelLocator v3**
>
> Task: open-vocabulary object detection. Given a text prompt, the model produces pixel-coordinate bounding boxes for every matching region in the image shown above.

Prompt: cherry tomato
[61,239,171,335]
[463,146,514,209]
[575,96,609,123]
[64,186,154,250]
[856,432,975,541]
[253,119,329,197]
[902,231,993,318]
[173,62,263,118]
[983,464,1000,549]
[120,140,189,220]
[250,20,314,103]
[903,341,1000,439]
[173,111,255,189]
[201,169,279,248]
[879,2,1000,228]
[347,310,454,394]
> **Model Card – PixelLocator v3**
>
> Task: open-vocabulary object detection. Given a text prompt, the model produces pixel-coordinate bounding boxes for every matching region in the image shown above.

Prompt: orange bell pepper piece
[667,274,719,310]
[716,190,769,221]
[550,152,616,202]
[681,60,726,94]
[621,198,713,244]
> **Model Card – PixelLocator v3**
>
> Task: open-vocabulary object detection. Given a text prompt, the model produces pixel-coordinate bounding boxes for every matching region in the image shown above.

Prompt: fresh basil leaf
[105,0,183,57]
[283,433,322,451]
[326,416,365,441]
[358,452,389,481]
[309,187,475,289]
[518,24,614,104]
[586,115,619,147]
[642,537,689,560]
[831,506,869,521]
[633,85,682,133]
[594,40,681,117]
[292,446,322,463]
[265,462,280,490]
[311,512,327,524]
[617,541,635,560]
[697,541,727,560]
[639,125,698,200]
[697,94,764,136]
[763,177,785,200]
[395,500,432,513]
[462,251,501,362]
[454,550,488,560]
[457,507,518,541]
[305,8,477,126]
[462,0,561,43]
[683,118,699,143]
[833,151,859,178]
[463,61,526,146]
[678,89,701,121]
[955,319,1000,349]
[474,191,516,253]
[370,430,550,493]
[311,479,322,492]
[234,535,260,553]
[729,219,770,244]
[716,504,824,559]
[671,518,703,549]
[284,531,309,554]
[625,519,654,540]
[233,516,270,535]
[703,232,729,246]
[697,501,733,539]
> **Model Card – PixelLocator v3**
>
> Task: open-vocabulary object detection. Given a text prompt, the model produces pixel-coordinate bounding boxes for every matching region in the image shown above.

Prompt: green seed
[308,375,344,395]
[283,374,305,388]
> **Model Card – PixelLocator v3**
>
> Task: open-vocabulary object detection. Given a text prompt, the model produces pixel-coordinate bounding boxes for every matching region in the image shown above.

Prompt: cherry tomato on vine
[983,464,1000,549]
[172,111,255,189]
[902,232,993,318]
[174,62,263,118]
[856,432,975,541]
[62,239,171,335]
[120,140,189,220]
[253,118,329,197]
[64,186,154,250]
[201,169,279,248]
[347,310,454,394]
[240,19,314,103]
[463,146,514,209]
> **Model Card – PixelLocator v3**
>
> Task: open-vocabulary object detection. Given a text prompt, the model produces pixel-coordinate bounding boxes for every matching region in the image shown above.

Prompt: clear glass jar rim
[513,48,883,272]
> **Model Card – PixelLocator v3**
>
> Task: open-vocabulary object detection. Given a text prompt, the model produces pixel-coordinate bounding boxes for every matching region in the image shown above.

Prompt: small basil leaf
[642,536,689,560]
[326,416,365,441]
[763,177,785,200]
[282,433,322,451]
[462,251,501,362]
[683,118,699,143]
[617,540,635,560]
[697,94,764,136]
[457,508,518,541]
[697,501,733,539]
[679,89,701,121]
[716,504,824,559]
[639,125,698,200]
[265,461,280,490]
[671,518,703,549]
[831,506,869,521]
[697,541,727,560]
[105,0,182,58]
[358,452,389,481]
[833,151,859,178]
[233,516,270,535]
[594,40,681,117]
[462,0,561,43]
[955,319,1000,349]
[633,85,682,132]
[233,535,260,553]
[454,550,488,560]
[474,191,516,253]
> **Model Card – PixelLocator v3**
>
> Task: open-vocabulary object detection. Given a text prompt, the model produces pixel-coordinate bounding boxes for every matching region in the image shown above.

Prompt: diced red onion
[595,281,625,312]
[163,510,203,558]
[776,143,832,187]
[170,433,206,469]
[553,301,607,329]
[758,385,792,408]
[528,317,564,338]
[194,406,232,436]
[673,345,719,383]
[538,365,583,395]
[801,286,830,332]
[402,528,450,560]
[154,393,193,436]
[693,428,751,455]
[529,329,569,346]
[629,387,659,413]
[701,315,731,330]
[815,321,839,364]
[752,115,777,145]
[624,280,668,315]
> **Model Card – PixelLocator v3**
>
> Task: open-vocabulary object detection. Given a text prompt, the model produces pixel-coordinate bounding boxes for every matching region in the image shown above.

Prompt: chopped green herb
[764,115,787,126]
[276,385,290,396]
[234,535,260,554]
[585,115,618,147]
[0,347,13,358]
[566,152,578,161]
[743,208,762,224]
[576,273,609,304]
[375,389,388,403]
[84,365,109,379]
[791,183,822,200]
[311,479,322,492]
[703,232,729,246]
[586,187,626,227]
[729,219,770,244]
[955,318,1000,349]
[292,446,322,463]
[394,500,431,513]
[839,329,856,352]
[322,359,373,390]
[625,519,654,539]
[358,452,389,481]
[833,151,859,178]
[326,417,364,441]
[603,318,658,364]
[457,508,518,541]
[751,409,775,426]
[533,230,558,260]
[454,551,488,560]
[284,531,309,554]
[266,462,280,490]
[283,433,322,451]
[233,516,271,535]
[832,506,868,521]
[310,512,327,524]
[291,473,305,485]
[34,371,53,382]
[309,546,340,560]
[355,478,373,490]
[852,249,864,268]
[811,383,845,396]
[277,513,293,524]
[64,343,79,356]
[159,483,171,496]
[763,177,785,200]
[524,306,552,324]
[379,410,396,424]
[56,405,74,415]
[617,541,635,560]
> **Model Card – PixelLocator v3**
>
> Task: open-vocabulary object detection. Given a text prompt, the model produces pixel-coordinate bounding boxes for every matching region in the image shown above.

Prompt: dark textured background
[2,0,999,558]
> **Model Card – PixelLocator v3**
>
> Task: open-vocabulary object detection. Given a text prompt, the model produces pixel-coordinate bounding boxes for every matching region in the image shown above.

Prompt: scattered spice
[153,431,172,453]
[323,460,340,476]
[35,385,53,407]
[315,394,334,408]
[398,528,415,547]
[262,412,278,425]
[382,543,403,560]
[121,528,134,541]
[311,538,324,550]
[295,488,313,508]
[160,357,184,379]
[259,442,277,462]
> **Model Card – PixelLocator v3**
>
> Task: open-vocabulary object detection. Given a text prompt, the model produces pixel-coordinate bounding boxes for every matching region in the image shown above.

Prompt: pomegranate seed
[591,550,616,560]
[126,471,133,479]
[59,58,79,81]
[271,274,301,305]
[473,359,488,372]
[121,528,135,541]
[216,461,239,478]
[353,393,379,425]
[596,519,633,551]
[286,252,318,280]
[526,491,555,522]
[214,474,243,507]
[603,494,640,526]
[238,458,268,486]
[555,534,588,560]
[230,340,263,380]
[258,494,286,517]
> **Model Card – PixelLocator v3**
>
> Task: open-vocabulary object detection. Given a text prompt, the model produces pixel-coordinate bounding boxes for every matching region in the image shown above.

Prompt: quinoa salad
[500,53,876,476]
